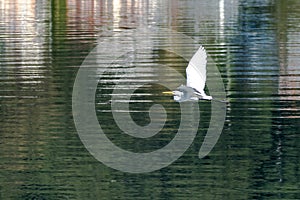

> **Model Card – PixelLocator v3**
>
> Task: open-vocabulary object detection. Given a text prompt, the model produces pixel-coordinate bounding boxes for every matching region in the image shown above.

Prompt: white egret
[163,46,213,102]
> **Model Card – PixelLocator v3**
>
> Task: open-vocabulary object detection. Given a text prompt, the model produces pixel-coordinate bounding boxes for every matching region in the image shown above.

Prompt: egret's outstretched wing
[186,46,207,95]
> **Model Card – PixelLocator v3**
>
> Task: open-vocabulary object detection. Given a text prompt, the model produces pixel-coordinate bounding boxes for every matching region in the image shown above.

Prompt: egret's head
[172,90,184,101]
[162,90,184,102]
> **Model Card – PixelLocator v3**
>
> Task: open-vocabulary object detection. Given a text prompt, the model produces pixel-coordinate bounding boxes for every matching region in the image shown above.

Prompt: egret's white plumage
[186,46,211,100]
[163,45,212,102]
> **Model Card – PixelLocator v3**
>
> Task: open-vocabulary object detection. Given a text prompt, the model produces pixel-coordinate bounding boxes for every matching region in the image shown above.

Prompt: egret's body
[172,85,212,102]
[164,46,212,102]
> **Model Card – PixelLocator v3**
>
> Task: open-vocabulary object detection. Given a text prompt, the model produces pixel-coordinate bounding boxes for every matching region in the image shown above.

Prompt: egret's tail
[202,95,213,100]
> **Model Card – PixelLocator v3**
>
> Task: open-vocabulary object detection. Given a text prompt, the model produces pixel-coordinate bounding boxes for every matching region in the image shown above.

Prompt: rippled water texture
[0,0,300,199]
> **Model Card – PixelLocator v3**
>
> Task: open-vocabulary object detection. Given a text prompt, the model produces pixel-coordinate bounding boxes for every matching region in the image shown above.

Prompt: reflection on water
[0,0,299,199]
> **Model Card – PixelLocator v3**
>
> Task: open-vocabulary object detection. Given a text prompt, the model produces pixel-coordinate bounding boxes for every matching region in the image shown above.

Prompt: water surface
[0,0,300,199]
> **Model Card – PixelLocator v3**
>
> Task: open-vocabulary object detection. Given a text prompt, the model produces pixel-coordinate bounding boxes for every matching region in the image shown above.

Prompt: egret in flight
[163,46,213,102]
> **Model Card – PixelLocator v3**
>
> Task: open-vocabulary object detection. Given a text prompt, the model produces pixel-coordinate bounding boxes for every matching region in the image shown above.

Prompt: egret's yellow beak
[162,91,174,95]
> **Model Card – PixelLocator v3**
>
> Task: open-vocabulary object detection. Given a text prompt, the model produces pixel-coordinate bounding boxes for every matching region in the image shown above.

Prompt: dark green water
[1,0,300,199]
